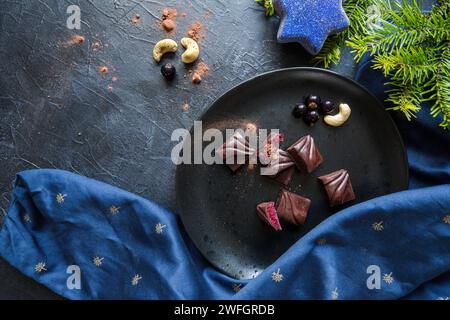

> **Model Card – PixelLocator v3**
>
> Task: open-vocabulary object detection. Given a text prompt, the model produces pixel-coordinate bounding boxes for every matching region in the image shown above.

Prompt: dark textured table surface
[0,0,359,299]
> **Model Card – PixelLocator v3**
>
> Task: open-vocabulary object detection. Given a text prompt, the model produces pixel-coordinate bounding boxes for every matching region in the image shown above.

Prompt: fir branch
[346,0,450,60]
[312,35,342,68]
[429,43,450,128]
[373,47,438,84]
[324,0,450,129]
[255,0,275,16]
[385,81,423,120]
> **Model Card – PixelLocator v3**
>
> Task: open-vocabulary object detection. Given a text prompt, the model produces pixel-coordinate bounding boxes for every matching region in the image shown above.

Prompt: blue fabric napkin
[0,60,449,300]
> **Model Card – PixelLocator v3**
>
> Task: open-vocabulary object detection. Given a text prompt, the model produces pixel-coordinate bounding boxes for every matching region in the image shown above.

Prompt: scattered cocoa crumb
[107,85,113,92]
[182,103,190,112]
[191,62,209,84]
[181,12,187,17]
[161,8,177,32]
[72,35,85,44]
[162,19,176,32]
[192,73,202,84]
[63,35,85,47]
[162,8,170,18]
[245,123,258,133]
[187,21,204,42]
[112,76,118,81]
[131,14,141,25]
[92,41,101,51]
[99,66,109,74]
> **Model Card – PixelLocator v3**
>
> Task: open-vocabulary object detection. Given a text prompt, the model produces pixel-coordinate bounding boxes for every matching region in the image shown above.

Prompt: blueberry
[305,95,321,110]
[320,100,335,114]
[304,110,320,125]
[161,63,176,80]
[292,103,307,118]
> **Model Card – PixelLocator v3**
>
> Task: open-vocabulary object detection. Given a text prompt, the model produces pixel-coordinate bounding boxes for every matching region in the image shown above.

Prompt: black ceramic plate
[176,68,408,280]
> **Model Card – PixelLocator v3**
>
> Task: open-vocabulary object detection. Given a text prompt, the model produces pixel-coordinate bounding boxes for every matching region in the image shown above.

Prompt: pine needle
[255,0,275,16]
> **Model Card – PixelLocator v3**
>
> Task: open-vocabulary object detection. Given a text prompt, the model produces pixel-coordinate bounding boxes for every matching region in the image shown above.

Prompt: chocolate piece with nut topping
[215,132,255,172]
[287,135,323,173]
[318,169,355,207]
[264,149,296,186]
[258,132,284,165]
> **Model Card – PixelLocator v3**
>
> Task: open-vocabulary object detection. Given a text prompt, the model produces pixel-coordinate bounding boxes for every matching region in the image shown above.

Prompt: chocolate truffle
[216,132,255,172]
[318,169,355,207]
[263,149,296,186]
[258,132,284,165]
[256,202,282,231]
[276,190,311,225]
[287,135,323,173]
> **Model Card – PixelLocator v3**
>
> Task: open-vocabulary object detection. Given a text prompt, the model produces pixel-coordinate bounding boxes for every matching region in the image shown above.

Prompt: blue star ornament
[274,0,350,55]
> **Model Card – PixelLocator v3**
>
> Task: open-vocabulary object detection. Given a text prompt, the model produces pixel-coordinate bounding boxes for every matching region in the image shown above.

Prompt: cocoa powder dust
[63,35,85,47]
[99,66,109,75]
[161,8,177,32]
[187,21,204,42]
[192,62,209,84]
[131,14,141,25]
[182,103,190,112]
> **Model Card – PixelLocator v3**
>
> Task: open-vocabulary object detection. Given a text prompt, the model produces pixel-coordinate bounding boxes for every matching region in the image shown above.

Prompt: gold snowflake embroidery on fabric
[93,256,104,267]
[383,272,394,284]
[155,223,166,234]
[331,288,339,300]
[110,205,120,216]
[35,262,47,273]
[271,268,283,283]
[56,193,67,204]
[232,284,242,292]
[23,214,32,223]
[317,238,327,245]
[131,274,142,286]
[372,221,384,231]
[443,215,450,224]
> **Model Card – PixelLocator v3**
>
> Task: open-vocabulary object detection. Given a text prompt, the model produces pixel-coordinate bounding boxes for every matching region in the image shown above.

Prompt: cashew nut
[181,37,200,64]
[324,103,351,127]
[153,39,177,63]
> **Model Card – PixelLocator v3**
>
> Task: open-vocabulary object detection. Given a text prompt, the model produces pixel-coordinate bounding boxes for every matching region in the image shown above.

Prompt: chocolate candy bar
[318,169,355,207]
[264,149,296,186]
[216,132,255,172]
[276,189,310,225]
[287,135,323,173]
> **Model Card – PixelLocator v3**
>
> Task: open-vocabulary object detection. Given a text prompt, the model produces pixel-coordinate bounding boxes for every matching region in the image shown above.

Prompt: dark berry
[292,103,307,118]
[161,63,176,80]
[305,95,321,110]
[304,110,320,125]
[321,100,335,114]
